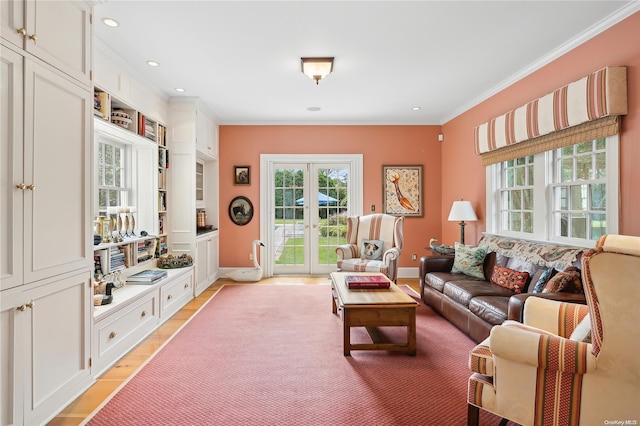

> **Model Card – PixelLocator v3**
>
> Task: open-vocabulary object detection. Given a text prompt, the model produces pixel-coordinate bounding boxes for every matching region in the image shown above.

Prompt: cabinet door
[26,1,92,85]
[195,239,208,295]
[23,59,92,284]
[0,289,27,426]
[0,0,26,49]
[23,271,92,426]
[195,107,210,156]
[208,233,219,283]
[1,45,25,292]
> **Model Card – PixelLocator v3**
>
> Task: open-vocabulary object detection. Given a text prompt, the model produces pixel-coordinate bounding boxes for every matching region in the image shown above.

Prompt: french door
[260,154,362,277]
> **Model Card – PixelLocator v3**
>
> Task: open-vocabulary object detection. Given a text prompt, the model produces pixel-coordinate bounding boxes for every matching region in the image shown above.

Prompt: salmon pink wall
[441,11,640,245]
[218,126,442,269]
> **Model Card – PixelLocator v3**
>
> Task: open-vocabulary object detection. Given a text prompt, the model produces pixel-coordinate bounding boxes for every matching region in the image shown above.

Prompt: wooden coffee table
[330,272,419,356]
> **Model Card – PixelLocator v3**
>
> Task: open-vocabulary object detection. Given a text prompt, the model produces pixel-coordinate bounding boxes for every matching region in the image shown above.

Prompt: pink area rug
[85,284,509,425]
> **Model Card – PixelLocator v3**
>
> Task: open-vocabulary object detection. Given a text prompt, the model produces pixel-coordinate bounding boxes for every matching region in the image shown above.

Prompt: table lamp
[448,200,477,245]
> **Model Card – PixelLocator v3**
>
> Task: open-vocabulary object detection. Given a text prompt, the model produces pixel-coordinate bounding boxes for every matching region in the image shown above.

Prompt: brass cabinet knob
[17,28,26,36]
[26,302,34,309]
[26,184,35,191]
[167,294,172,300]
[16,183,25,189]
[17,305,26,311]
[141,310,146,317]
[28,34,37,42]
[109,331,117,339]
[184,283,189,289]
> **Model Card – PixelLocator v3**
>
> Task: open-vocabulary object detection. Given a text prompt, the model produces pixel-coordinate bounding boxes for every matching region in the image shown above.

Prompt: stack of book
[109,247,125,272]
[126,269,168,285]
[345,275,390,289]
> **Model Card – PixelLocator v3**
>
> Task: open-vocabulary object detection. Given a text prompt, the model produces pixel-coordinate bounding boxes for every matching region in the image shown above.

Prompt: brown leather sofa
[419,237,587,343]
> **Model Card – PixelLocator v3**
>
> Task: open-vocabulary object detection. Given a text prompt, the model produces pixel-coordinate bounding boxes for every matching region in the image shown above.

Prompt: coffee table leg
[407,308,416,356]
[343,309,351,356]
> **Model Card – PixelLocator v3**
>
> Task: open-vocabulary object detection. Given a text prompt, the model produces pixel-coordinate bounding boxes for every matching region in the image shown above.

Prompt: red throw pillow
[542,266,582,293]
[491,266,529,294]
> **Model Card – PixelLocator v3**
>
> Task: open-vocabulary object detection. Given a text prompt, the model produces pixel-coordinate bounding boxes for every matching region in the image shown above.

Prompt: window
[488,136,618,246]
[96,141,128,215]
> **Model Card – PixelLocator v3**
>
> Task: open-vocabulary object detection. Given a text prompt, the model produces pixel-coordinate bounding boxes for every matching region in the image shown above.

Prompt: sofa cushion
[423,271,465,293]
[490,266,529,294]
[443,280,513,308]
[469,296,510,325]
[451,243,487,279]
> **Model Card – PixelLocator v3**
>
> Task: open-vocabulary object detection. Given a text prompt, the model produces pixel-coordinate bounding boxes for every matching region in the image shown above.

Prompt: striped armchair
[335,214,404,282]
[467,234,640,426]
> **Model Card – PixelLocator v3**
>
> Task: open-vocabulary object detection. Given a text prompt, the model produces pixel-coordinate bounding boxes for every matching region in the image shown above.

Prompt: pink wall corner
[441,11,640,244]
[219,125,442,268]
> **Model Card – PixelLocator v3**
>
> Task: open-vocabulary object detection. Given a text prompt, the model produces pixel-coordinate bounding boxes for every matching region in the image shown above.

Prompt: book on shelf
[344,275,391,289]
[126,269,167,284]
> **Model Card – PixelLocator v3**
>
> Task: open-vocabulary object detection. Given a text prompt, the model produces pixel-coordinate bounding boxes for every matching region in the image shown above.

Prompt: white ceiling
[93,1,638,125]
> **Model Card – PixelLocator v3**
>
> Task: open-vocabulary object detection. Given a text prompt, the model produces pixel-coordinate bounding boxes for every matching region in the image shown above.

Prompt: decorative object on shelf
[157,253,194,269]
[382,165,423,217]
[111,109,132,129]
[93,282,115,306]
[229,196,254,226]
[301,57,334,85]
[234,165,250,185]
[228,240,265,282]
[94,235,102,245]
[197,209,207,228]
[429,238,455,255]
[448,199,477,245]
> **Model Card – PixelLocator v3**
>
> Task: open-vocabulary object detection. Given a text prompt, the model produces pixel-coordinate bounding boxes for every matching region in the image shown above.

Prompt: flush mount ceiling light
[146,60,160,67]
[301,57,334,85]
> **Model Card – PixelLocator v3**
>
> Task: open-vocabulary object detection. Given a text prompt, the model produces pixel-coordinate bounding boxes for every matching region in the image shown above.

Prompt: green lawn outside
[275,236,347,265]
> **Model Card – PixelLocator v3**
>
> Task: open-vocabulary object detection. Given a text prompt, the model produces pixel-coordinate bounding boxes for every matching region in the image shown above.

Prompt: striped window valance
[474,66,627,166]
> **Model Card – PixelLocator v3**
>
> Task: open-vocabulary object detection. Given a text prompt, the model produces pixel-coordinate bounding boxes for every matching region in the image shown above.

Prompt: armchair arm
[335,244,358,261]
[518,297,589,337]
[382,247,400,265]
[490,324,595,374]
[508,292,587,322]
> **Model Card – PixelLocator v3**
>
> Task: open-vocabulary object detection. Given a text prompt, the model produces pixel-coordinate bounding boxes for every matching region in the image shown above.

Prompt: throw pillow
[532,267,555,293]
[451,243,487,279]
[542,266,582,293]
[490,266,529,294]
[360,239,384,260]
[569,313,592,343]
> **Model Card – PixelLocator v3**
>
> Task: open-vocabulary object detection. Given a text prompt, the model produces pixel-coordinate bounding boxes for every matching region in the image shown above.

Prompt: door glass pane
[316,167,348,267]
[274,167,304,266]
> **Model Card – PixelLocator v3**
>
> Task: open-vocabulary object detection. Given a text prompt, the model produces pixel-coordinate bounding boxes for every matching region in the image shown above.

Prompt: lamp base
[459,221,466,245]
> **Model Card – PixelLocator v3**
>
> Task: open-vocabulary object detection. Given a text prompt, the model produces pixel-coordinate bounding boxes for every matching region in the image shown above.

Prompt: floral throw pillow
[543,266,582,293]
[451,243,487,279]
[491,266,529,294]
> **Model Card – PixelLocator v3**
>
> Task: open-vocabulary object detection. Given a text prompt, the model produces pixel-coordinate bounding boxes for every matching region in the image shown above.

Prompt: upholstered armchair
[335,214,404,282]
[467,234,640,426]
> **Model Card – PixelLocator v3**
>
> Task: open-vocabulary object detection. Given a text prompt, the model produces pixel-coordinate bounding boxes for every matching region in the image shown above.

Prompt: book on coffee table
[345,275,390,289]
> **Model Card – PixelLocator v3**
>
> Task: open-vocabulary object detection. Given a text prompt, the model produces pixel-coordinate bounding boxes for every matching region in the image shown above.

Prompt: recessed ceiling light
[307,106,322,112]
[175,88,185,93]
[146,61,160,67]
[412,107,421,111]
[102,18,119,28]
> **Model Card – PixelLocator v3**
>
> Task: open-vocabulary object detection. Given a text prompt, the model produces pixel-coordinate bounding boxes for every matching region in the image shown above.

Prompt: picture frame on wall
[229,196,254,226]
[234,166,250,185]
[382,165,423,217]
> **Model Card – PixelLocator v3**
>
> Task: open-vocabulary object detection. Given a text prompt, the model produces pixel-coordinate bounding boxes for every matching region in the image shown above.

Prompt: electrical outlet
[371,204,375,212]
[412,253,417,261]
[249,253,253,261]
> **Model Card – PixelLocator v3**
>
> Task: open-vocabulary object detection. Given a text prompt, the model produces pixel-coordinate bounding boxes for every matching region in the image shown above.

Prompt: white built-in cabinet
[1,0,92,86]
[169,100,220,296]
[0,1,93,423]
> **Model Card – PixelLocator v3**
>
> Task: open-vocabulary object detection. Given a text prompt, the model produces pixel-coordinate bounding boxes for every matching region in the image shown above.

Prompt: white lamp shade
[448,200,477,222]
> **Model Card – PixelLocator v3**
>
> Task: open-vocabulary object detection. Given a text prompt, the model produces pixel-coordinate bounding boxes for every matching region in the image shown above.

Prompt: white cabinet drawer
[160,270,193,320]
[93,291,158,376]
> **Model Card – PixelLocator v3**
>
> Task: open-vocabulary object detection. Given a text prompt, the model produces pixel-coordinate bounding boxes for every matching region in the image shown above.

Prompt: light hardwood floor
[49,277,420,425]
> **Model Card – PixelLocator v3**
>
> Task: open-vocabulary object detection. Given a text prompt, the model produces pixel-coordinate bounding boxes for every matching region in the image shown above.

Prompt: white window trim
[486,135,619,247]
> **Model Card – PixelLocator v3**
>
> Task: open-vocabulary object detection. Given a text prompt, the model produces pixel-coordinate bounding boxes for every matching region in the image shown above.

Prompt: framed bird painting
[382,165,423,217]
